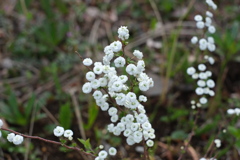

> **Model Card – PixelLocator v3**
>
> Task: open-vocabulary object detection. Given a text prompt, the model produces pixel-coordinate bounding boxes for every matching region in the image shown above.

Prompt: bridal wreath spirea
[82,26,155,159]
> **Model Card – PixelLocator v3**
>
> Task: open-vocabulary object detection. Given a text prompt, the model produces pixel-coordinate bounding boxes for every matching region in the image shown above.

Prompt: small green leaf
[171,130,188,140]
[59,102,72,129]
[78,138,92,151]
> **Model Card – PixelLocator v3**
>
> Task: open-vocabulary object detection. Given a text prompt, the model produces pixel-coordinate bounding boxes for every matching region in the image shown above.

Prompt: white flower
[133,50,143,59]
[93,65,103,75]
[86,71,96,81]
[99,145,104,149]
[142,122,152,131]
[187,67,196,75]
[126,114,134,122]
[136,113,148,124]
[198,64,207,71]
[199,72,207,79]
[13,135,24,145]
[195,87,204,95]
[191,36,198,44]
[199,97,208,104]
[139,95,147,102]
[54,126,64,137]
[118,26,129,40]
[126,64,137,75]
[192,73,199,79]
[208,25,216,33]
[91,79,100,89]
[82,82,92,94]
[205,17,212,26]
[131,123,139,131]
[104,45,114,55]
[0,119,3,128]
[98,150,108,159]
[149,132,156,139]
[133,131,143,143]
[214,139,221,148]
[196,21,205,29]
[206,11,213,17]
[209,90,215,96]
[199,38,208,50]
[194,15,203,21]
[235,108,240,115]
[137,60,145,72]
[109,147,117,156]
[139,81,150,91]
[123,129,132,137]
[107,124,114,132]
[207,43,216,52]
[112,81,123,92]
[119,75,128,83]
[206,79,215,88]
[146,139,154,147]
[115,93,126,105]
[208,57,215,64]
[110,41,122,52]
[64,129,73,138]
[126,135,135,145]
[7,133,15,142]
[116,122,125,132]
[208,37,215,44]
[83,58,93,66]
[227,109,235,115]
[113,127,121,136]
[197,80,206,87]
[93,90,103,100]
[114,56,126,68]
[108,107,118,116]
[111,114,119,123]
[99,77,108,87]
[100,103,109,111]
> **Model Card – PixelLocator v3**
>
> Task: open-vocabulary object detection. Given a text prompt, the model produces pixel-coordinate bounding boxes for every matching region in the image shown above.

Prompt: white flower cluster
[95,147,117,160]
[0,119,24,145]
[118,26,129,41]
[7,133,24,145]
[53,126,73,140]
[188,1,217,109]
[191,1,217,52]
[227,108,240,116]
[82,26,155,153]
[214,139,221,148]
[187,62,215,107]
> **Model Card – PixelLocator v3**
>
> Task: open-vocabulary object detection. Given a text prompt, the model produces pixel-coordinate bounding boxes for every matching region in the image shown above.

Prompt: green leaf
[228,126,240,139]
[78,138,92,151]
[171,130,188,140]
[59,103,72,129]
[24,94,36,119]
[84,103,99,130]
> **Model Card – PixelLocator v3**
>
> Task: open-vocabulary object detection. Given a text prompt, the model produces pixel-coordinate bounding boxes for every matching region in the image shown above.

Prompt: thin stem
[178,108,199,160]
[142,140,150,160]
[1,127,95,158]
[75,51,92,71]
[71,92,87,140]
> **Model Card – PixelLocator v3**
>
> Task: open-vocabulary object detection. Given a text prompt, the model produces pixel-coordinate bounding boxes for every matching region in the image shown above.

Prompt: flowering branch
[0,127,95,158]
